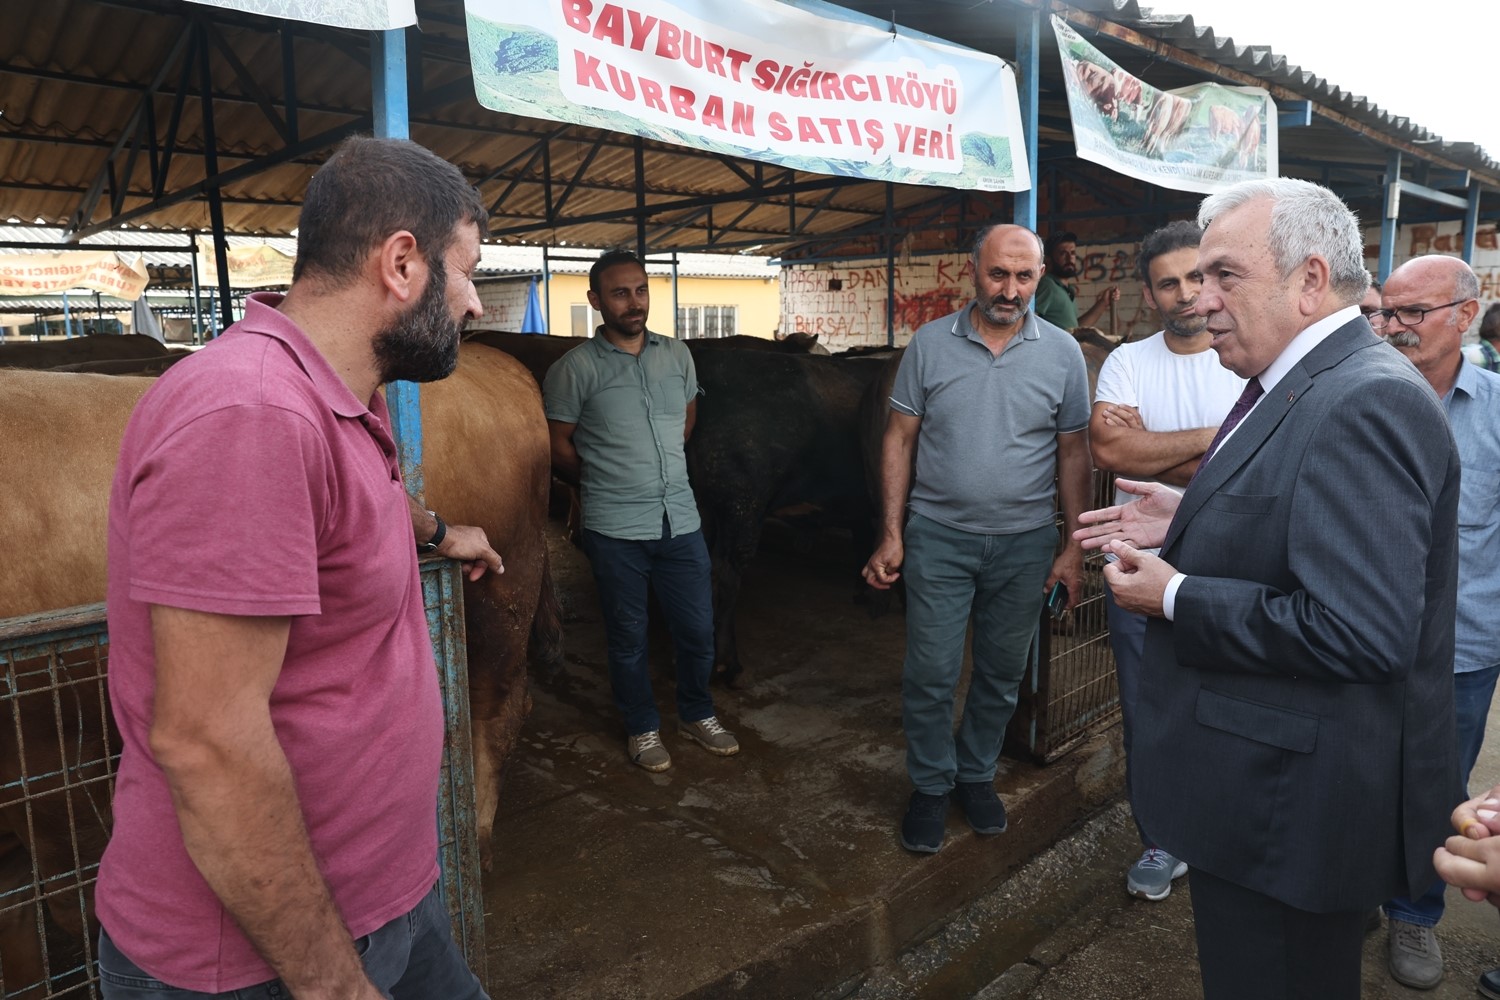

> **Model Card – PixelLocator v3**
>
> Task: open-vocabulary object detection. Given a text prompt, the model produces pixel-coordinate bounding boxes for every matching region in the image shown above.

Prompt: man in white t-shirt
[1089,220,1246,901]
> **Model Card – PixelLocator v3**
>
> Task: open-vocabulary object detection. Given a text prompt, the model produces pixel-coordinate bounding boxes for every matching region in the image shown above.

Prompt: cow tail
[528,547,564,672]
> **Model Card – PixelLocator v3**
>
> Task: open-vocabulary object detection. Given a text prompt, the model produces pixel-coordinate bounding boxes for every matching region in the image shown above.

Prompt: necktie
[1191,377,1263,485]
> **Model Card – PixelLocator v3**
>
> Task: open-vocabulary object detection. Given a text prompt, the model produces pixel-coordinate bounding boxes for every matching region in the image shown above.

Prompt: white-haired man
[1075,179,1459,999]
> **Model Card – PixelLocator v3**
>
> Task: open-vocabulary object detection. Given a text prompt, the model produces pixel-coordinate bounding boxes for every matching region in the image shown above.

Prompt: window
[571,304,600,337]
[677,305,737,339]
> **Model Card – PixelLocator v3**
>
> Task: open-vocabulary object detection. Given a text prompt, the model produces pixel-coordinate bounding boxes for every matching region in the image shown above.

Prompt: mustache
[1381,329,1421,348]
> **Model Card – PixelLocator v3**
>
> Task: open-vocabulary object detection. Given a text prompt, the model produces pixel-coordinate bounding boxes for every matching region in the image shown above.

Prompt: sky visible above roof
[1183,0,1500,161]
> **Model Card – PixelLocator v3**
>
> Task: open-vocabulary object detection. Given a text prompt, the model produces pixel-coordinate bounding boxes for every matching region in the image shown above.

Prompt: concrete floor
[478,520,1500,998]
[479,522,1125,998]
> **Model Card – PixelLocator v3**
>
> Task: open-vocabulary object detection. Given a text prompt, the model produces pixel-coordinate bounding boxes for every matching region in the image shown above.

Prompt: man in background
[1370,255,1496,992]
[544,249,739,773]
[1088,219,1245,901]
[1033,230,1119,331]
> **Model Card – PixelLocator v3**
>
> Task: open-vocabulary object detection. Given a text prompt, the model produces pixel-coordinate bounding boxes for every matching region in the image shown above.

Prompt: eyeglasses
[1367,299,1472,329]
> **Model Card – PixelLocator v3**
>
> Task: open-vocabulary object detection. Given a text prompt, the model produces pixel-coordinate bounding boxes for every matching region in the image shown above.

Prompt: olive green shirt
[542,331,701,540]
[1032,272,1078,330]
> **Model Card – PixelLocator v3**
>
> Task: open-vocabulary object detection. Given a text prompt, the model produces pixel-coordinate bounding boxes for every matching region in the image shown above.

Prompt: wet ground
[479,520,1124,998]
[477,520,1500,998]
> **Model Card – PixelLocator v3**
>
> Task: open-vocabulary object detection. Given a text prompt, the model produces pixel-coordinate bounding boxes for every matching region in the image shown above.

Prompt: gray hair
[970,223,1045,272]
[1454,265,1481,303]
[1197,179,1369,305]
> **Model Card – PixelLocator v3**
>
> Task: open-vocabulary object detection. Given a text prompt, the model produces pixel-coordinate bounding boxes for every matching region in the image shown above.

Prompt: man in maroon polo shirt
[97,136,500,999]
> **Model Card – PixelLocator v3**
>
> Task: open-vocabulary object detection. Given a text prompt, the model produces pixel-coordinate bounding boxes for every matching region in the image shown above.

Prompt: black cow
[688,351,883,685]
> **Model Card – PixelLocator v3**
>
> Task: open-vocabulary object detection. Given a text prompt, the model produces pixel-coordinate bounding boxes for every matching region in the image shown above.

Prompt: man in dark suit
[1074,178,1460,999]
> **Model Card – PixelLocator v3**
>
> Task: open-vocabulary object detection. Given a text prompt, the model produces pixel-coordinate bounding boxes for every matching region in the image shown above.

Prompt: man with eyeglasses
[1369,255,1498,993]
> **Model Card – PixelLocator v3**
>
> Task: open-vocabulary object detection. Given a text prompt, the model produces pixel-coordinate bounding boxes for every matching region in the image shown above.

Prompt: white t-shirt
[1093,331,1248,506]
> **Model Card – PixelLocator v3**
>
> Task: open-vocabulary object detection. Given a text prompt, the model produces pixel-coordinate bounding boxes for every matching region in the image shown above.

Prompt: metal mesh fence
[0,560,484,997]
[1007,470,1123,762]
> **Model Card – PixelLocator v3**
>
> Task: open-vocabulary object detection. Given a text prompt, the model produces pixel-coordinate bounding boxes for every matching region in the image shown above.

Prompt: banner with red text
[465,0,1029,191]
[1052,16,1276,194]
[0,250,149,300]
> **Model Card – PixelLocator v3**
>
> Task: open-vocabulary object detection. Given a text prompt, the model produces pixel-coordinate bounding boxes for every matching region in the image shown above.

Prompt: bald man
[863,222,1092,854]
[1370,255,1496,991]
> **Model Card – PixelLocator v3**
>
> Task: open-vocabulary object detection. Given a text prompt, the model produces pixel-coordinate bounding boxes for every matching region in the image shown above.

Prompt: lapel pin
[1286,391,1295,402]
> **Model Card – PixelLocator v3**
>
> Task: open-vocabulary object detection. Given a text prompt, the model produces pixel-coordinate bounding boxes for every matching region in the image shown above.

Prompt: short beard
[1162,313,1207,338]
[374,256,463,384]
[1380,329,1421,349]
[978,295,1028,327]
[1051,262,1079,279]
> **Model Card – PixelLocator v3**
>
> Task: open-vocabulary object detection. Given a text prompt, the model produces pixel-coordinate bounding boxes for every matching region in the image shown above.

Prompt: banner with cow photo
[1051,15,1276,194]
[465,0,1031,192]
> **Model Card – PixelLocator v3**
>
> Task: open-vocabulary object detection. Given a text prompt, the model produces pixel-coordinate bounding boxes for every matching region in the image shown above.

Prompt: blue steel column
[1012,5,1040,230]
[372,28,425,499]
[1379,151,1401,282]
[1463,182,1482,265]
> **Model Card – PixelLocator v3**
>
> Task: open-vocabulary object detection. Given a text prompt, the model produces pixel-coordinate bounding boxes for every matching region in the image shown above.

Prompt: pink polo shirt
[98,293,443,991]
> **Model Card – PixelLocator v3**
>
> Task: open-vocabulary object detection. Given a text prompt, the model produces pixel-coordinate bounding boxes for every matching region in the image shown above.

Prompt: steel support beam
[1013,4,1041,230]
[1278,101,1313,129]
[1379,151,1401,282]
[198,22,234,333]
[1399,180,1468,212]
[1464,183,1482,265]
[371,27,425,499]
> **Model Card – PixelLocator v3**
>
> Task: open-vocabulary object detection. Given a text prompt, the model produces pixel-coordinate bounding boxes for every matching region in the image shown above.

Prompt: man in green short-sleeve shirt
[543,249,739,772]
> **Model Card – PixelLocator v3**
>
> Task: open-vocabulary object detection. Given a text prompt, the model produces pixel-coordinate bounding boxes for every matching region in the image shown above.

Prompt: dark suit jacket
[1135,317,1460,913]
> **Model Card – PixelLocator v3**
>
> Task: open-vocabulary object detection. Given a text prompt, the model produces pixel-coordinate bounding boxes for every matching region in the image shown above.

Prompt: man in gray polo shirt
[543,249,738,772]
[864,223,1092,853]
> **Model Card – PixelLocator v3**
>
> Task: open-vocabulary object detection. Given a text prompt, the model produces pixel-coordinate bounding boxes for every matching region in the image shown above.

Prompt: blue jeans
[1105,582,1152,847]
[1385,663,1500,927]
[901,515,1056,795]
[98,883,486,999]
[581,517,716,736]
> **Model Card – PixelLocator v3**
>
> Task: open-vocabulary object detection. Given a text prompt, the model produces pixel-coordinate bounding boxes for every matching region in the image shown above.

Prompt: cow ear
[812,334,820,344]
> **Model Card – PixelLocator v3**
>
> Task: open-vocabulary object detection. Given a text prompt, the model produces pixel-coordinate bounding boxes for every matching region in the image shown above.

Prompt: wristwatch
[417,510,447,553]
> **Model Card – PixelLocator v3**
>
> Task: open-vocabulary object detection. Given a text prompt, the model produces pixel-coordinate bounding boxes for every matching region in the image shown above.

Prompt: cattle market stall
[2,1,1498,994]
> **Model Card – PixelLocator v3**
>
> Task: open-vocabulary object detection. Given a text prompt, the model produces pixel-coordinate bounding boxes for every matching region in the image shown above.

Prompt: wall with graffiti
[781,220,1500,351]
[780,240,1153,349]
[1366,221,1500,331]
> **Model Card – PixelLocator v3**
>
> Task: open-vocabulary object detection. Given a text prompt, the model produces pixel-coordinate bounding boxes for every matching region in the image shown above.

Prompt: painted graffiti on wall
[782,221,1500,352]
[781,242,1156,348]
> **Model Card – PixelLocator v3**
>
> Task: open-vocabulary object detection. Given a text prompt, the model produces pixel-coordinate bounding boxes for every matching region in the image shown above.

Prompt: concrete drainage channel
[828,802,1147,1000]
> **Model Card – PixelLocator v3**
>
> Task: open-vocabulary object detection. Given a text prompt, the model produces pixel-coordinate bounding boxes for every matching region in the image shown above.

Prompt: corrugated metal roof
[0,0,1490,257]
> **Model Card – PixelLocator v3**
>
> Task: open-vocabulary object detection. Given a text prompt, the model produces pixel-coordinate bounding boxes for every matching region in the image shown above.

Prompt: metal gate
[1007,469,1123,762]
[0,559,484,998]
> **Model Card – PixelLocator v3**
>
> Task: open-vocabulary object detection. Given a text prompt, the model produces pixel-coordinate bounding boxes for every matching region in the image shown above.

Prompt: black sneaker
[900,791,948,854]
[951,781,1008,835]
[1479,966,1500,1000]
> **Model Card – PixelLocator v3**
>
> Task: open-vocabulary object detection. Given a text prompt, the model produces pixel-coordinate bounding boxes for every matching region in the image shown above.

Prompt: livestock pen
[0,559,486,999]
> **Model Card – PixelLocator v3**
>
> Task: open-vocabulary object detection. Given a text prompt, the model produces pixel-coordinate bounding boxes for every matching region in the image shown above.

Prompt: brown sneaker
[626,730,672,772]
[678,716,740,756]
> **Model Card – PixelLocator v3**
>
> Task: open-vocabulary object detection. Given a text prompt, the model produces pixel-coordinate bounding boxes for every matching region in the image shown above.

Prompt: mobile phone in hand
[1046,581,1069,619]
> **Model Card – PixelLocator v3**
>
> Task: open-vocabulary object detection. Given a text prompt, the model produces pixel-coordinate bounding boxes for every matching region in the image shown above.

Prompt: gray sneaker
[1126,848,1188,901]
[626,730,672,772]
[678,716,740,756]
[1387,918,1442,989]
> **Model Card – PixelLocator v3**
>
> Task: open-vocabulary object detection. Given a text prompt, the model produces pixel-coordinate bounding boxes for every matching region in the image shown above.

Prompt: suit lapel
[1163,321,1376,554]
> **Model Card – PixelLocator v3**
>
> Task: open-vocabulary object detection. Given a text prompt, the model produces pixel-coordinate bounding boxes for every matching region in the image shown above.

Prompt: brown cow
[0,343,557,986]
[0,333,172,370]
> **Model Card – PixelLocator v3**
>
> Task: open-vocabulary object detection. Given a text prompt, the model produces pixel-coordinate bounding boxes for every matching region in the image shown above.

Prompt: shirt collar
[1257,305,1360,394]
[590,328,660,354]
[1449,353,1480,403]
[232,291,369,418]
[952,300,1040,343]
